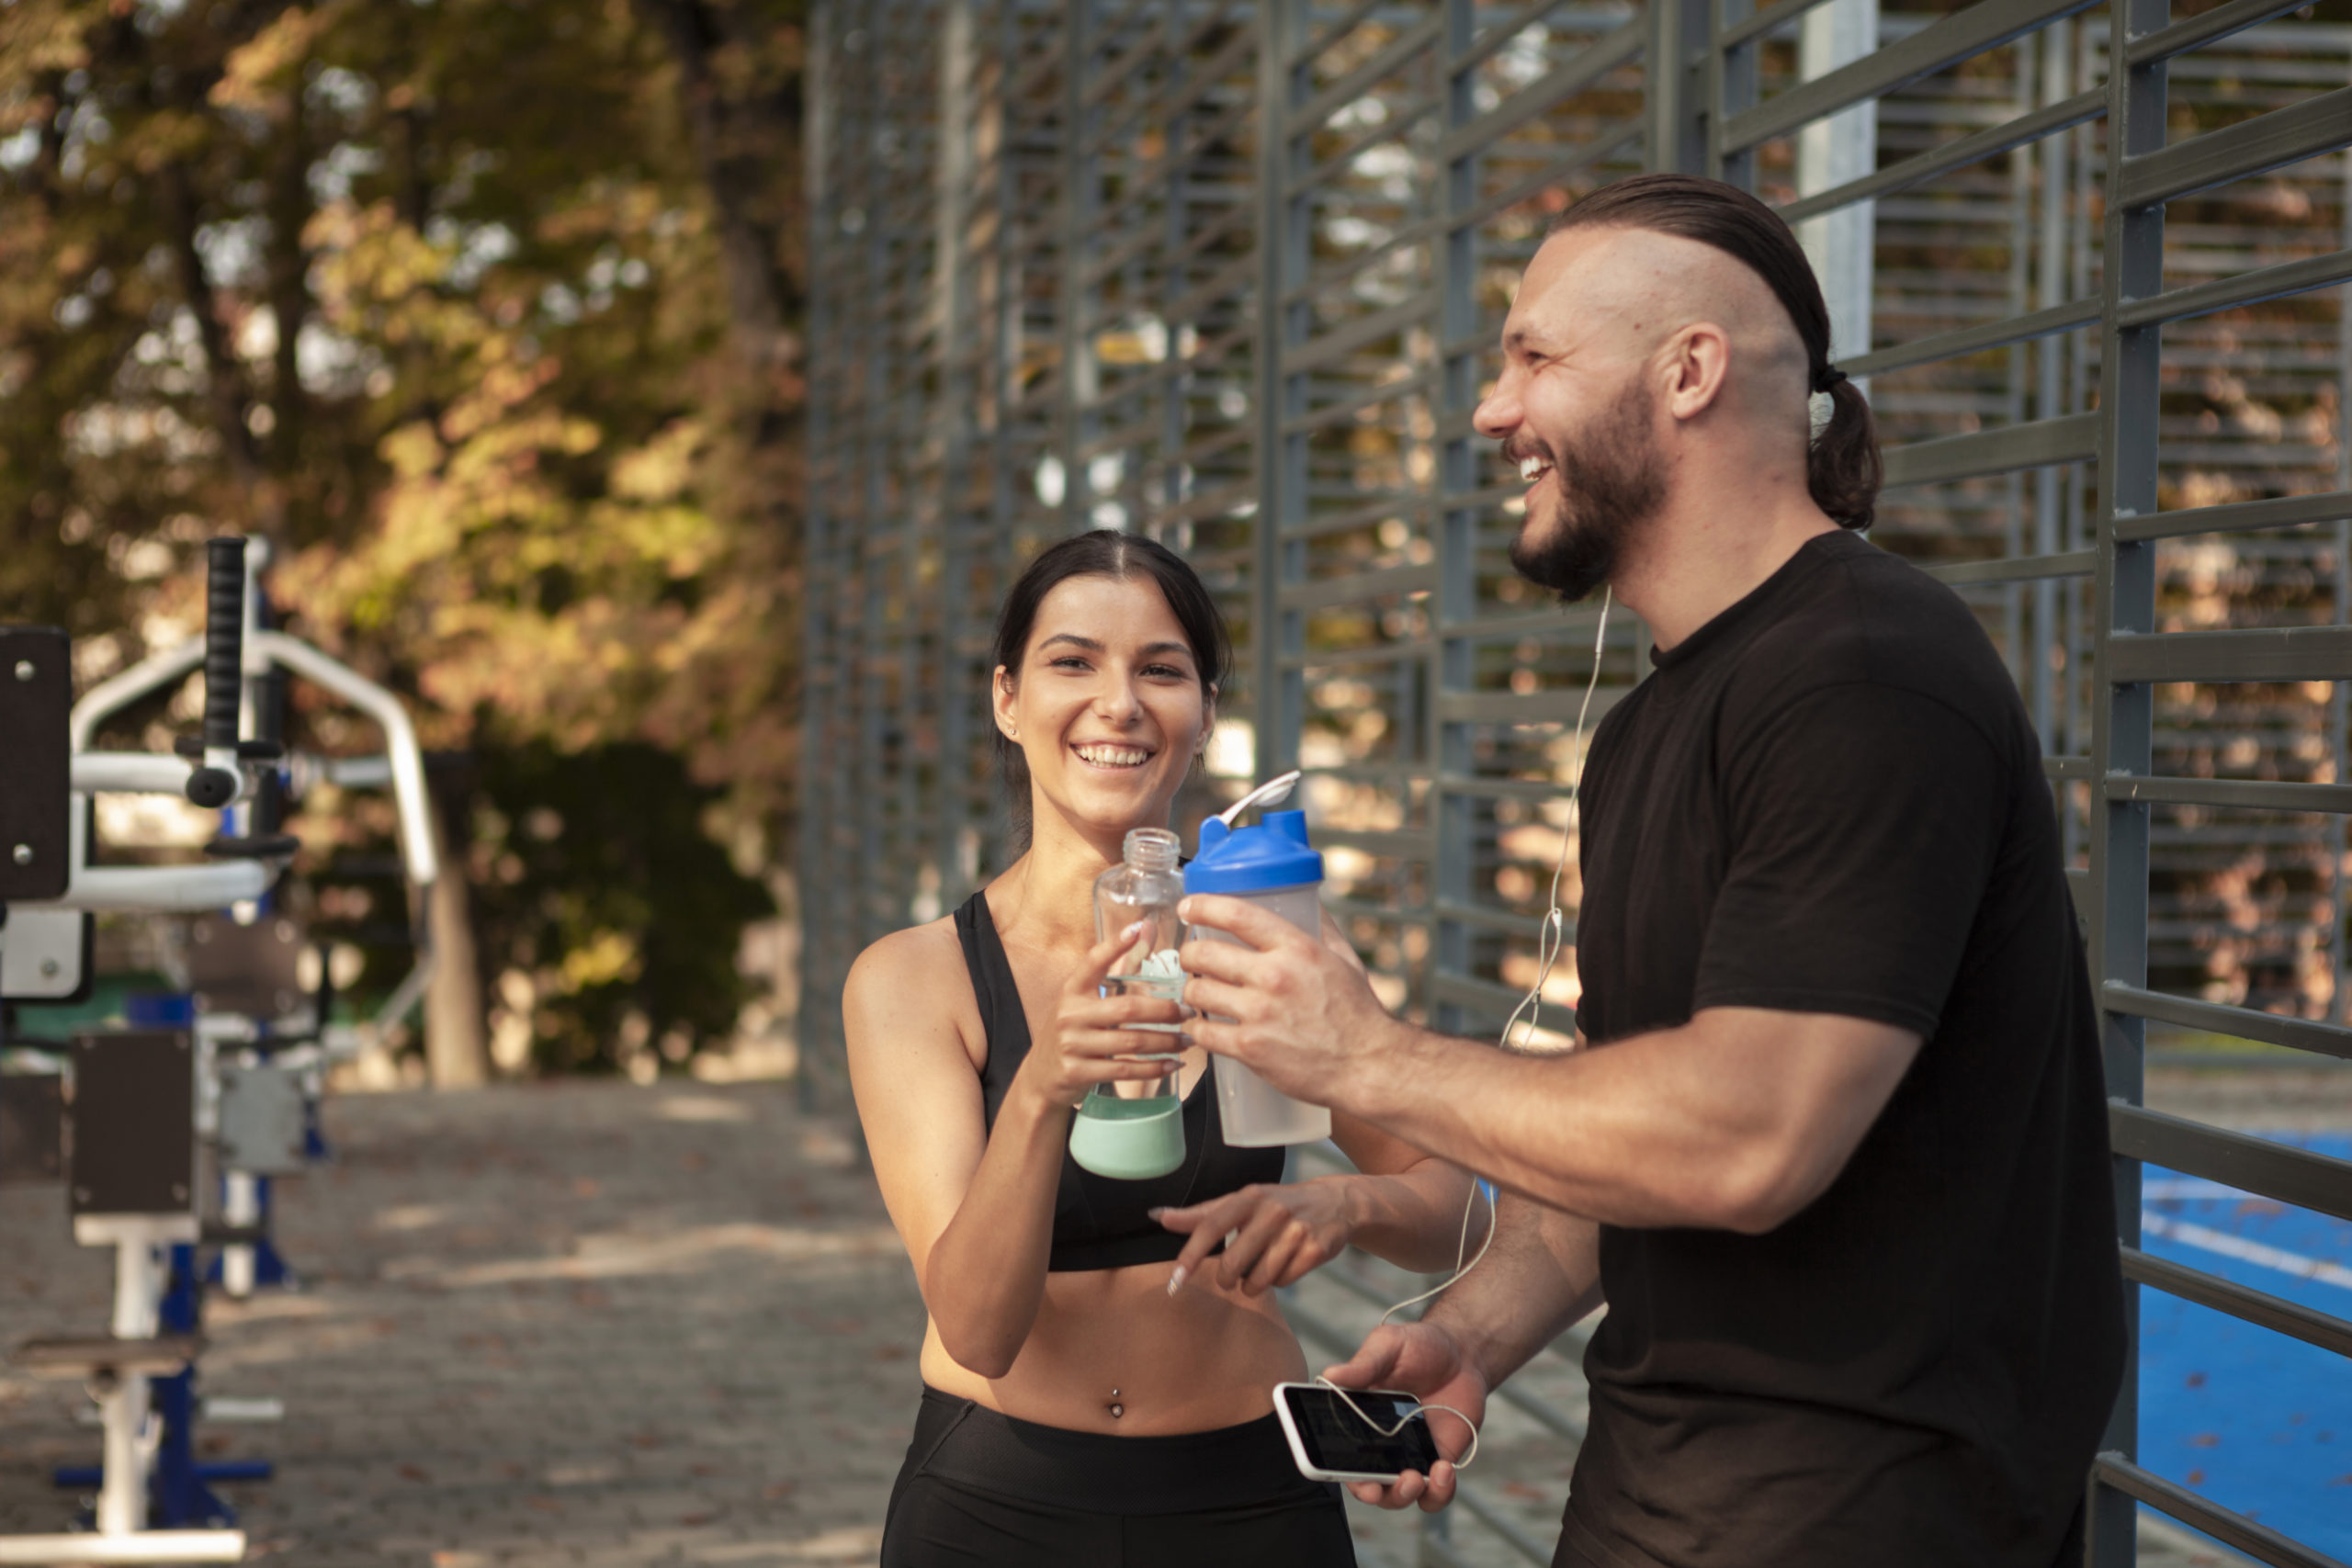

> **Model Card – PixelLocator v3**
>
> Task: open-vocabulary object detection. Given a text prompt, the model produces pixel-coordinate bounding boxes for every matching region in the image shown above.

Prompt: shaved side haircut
[1551,175,1882,530]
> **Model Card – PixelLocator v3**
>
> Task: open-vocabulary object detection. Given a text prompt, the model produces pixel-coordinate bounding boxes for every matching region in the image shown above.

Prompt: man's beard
[1507,379,1665,604]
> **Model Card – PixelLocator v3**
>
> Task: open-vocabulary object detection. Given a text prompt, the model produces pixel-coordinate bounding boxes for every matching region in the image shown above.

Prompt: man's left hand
[1177,894,1401,1107]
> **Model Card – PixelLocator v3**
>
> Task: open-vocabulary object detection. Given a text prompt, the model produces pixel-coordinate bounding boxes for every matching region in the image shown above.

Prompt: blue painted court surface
[2137,1133,2352,1557]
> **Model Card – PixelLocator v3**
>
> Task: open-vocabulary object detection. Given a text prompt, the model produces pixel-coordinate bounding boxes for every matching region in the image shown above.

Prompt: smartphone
[1272,1382,1445,1483]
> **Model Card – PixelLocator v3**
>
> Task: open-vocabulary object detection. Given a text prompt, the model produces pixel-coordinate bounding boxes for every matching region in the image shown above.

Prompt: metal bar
[2121,1247,2352,1358]
[2105,624,2352,684]
[1286,14,1445,140]
[1448,1482,1556,1564]
[0,1533,248,1564]
[1879,412,2098,490]
[1921,549,2096,588]
[2127,0,2325,61]
[1718,0,2102,154]
[2108,1100,2352,1223]
[2116,244,2352,330]
[1720,0,1833,51]
[2092,1454,2352,1568]
[1277,563,1438,613]
[2105,773,2352,814]
[1842,297,2100,380]
[1285,299,1432,378]
[2113,489,2352,544]
[2101,982,2352,1061]
[2118,85,2352,209]
[1435,687,1632,725]
[1435,17,1647,164]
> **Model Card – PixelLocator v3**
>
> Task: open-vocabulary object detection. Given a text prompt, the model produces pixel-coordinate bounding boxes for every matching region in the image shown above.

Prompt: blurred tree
[0,0,804,1076]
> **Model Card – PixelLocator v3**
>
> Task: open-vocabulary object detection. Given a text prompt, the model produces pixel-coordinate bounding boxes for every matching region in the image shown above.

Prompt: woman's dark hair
[1548,173,1881,530]
[990,529,1231,848]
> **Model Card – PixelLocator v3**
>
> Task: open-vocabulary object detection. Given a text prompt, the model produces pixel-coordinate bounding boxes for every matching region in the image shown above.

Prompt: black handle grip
[202,536,246,751]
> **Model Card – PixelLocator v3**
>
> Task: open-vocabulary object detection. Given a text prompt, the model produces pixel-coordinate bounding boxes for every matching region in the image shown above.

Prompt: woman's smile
[1070,740,1157,771]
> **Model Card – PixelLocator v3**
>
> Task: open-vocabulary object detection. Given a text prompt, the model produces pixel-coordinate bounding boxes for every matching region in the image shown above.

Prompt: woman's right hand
[1012,921,1189,1110]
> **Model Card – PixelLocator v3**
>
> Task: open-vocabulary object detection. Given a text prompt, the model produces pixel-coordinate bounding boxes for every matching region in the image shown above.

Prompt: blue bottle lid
[1184,809,1324,894]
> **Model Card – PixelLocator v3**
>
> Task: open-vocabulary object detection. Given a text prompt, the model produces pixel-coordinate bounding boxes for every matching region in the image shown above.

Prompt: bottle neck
[1124,826,1180,874]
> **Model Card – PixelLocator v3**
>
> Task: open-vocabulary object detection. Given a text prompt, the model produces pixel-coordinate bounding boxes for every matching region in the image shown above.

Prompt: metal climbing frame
[804,3,2352,1562]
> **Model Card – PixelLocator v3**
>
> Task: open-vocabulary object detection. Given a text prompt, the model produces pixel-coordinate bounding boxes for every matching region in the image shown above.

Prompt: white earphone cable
[1310,590,1613,1475]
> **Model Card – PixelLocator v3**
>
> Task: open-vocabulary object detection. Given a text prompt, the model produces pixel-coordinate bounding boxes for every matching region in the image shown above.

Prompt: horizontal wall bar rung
[2118,244,2352,329]
[1719,0,2102,154]
[1436,688,1631,726]
[1285,13,1444,140]
[2092,1453,2352,1568]
[1438,897,1577,937]
[2113,490,2352,543]
[1846,298,2100,381]
[1436,18,1645,165]
[2104,624,2352,684]
[2102,982,2352,1062]
[1430,970,1551,1020]
[2120,1245,2352,1358]
[1275,563,1436,614]
[1921,548,2096,588]
[1720,0,1836,51]
[2118,85,2352,210]
[2129,0,2328,62]
[1881,413,2098,491]
[2108,1100,2352,1222]
[1449,1476,1561,1565]
[1780,88,2107,228]
[2106,773,2352,814]
[2044,755,2093,780]
[1283,299,1430,378]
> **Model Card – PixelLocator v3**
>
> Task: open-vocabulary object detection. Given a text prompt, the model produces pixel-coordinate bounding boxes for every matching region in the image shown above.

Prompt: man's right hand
[1321,1321,1489,1512]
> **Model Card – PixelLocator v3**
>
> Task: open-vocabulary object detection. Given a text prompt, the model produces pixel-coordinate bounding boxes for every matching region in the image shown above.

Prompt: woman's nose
[1094,675,1144,721]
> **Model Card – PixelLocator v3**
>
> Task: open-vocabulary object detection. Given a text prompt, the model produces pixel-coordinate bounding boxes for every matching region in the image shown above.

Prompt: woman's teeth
[1074,744,1153,768]
[1520,457,1553,482]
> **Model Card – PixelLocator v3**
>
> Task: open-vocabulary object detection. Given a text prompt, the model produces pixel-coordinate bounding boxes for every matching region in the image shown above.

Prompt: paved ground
[3,1081,919,1567]
[5,1068,2346,1567]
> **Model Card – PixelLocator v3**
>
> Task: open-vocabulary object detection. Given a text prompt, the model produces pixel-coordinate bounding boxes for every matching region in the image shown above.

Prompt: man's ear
[1663,322,1733,423]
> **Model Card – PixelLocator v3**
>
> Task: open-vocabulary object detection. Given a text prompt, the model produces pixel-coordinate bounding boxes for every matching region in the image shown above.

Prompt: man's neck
[1611,478,1840,652]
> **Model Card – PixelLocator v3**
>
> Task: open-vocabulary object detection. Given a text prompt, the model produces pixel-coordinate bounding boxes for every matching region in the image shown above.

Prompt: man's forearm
[1342,1012,1787,1230]
[1423,1192,1603,1391]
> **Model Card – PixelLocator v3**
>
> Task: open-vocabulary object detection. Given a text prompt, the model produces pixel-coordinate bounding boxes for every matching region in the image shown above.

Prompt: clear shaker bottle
[1183,809,1332,1146]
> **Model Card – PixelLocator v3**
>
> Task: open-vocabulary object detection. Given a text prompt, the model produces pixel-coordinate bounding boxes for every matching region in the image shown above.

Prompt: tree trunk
[424,782,490,1088]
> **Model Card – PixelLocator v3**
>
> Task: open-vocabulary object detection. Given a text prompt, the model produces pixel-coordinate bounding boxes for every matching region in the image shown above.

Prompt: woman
[846,530,1479,1566]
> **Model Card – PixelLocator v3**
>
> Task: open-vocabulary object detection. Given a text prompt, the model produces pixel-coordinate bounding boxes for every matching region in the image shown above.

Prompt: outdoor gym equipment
[0,536,438,1566]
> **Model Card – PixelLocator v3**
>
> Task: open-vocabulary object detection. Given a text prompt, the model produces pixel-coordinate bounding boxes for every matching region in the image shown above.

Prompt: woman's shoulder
[842,913,981,1062]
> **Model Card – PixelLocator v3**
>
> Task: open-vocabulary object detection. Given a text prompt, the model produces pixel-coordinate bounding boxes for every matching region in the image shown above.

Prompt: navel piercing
[1108,1388,1124,1419]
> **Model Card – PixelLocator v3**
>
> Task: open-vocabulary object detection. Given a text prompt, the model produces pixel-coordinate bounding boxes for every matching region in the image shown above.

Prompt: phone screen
[1280,1385,1443,1476]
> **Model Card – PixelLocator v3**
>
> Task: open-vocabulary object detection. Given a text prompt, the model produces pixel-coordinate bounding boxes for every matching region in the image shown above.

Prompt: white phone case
[1272,1381,1435,1484]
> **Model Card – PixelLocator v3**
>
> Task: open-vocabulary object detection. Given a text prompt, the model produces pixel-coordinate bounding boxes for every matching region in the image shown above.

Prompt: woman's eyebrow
[1037,632,1193,661]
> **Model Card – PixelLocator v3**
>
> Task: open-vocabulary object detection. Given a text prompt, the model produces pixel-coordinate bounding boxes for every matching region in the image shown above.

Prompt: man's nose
[1473,374,1520,441]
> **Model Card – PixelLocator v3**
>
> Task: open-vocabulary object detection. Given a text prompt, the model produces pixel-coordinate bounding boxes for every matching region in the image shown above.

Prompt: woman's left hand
[1155,1179,1356,1296]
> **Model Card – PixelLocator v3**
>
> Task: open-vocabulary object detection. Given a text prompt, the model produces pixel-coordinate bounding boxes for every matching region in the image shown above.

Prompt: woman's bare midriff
[919,1259,1309,1434]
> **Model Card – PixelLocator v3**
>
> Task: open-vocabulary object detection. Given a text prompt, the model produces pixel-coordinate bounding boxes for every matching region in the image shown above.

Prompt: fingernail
[1146,1206,1167,1219]
[1166,1265,1186,1295]
[1123,919,1147,940]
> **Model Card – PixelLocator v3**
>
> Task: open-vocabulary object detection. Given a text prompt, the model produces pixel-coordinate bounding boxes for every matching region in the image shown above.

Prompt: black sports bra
[955,889,1285,1272]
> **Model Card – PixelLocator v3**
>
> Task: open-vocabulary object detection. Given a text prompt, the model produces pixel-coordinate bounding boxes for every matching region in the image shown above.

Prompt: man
[1177,174,2124,1568]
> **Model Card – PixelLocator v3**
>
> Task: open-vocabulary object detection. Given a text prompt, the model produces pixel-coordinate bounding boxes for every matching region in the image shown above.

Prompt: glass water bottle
[1069,827,1188,1179]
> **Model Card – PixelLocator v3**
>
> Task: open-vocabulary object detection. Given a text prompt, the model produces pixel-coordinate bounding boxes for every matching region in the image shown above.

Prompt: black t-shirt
[1562,529,2125,1568]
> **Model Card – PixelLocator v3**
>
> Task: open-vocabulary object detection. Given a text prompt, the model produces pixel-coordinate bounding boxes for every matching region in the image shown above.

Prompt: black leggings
[881,1386,1358,1567]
